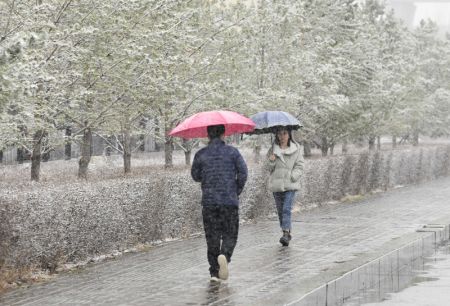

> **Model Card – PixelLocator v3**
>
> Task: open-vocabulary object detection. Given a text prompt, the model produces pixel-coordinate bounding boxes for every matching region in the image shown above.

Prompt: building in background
[386,0,450,36]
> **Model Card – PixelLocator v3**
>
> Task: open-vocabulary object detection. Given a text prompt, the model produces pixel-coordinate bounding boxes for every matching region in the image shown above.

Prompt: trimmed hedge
[299,146,450,204]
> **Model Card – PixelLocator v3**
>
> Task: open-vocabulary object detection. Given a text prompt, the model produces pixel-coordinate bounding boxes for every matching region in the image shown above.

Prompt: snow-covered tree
[397,20,442,145]
[0,1,70,180]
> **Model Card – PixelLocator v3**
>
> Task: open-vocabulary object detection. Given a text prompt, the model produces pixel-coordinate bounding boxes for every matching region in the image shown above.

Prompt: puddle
[343,241,450,306]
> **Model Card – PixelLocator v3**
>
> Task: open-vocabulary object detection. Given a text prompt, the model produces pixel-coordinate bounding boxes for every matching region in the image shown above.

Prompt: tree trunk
[254,145,261,163]
[185,150,191,166]
[78,126,92,179]
[139,118,146,152]
[412,130,419,146]
[42,151,50,162]
[41,134,50,162]
[164,117,174,168]
[303,141,312,157]
[253,135,263,163]
[392,135,397,148]
[31,130,46,181]
[368,136,376,151]
[105,135,114,156]
[17,147,25,164]
[377,136,381,150]
[183,138,192,166]
[165,137,173,168]
[123,151,131,173]
[342,139,348,154]
[320,137,328,156]
[259,35,266,89]
[257,0,266,91]
[123,128,131,174]
[0,150,3,163]
[65,126,72,160]
[329,144,335,155]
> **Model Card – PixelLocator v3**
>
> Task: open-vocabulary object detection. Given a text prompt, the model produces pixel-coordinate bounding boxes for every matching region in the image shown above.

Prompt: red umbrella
[169,110,255,139]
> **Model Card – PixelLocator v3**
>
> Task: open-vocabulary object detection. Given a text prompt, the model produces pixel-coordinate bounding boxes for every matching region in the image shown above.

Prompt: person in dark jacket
[191,124,248,281]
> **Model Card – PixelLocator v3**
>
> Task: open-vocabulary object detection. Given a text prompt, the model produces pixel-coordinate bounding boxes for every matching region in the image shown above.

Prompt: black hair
[274,127,293,147]
[207,124,225,139]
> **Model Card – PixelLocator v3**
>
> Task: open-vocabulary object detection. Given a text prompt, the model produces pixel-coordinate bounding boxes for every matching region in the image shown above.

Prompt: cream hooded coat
[265,142,304,192]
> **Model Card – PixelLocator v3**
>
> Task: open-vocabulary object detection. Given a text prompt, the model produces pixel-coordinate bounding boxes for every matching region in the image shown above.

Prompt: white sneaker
[218,255,228,280]
[210,276,221,282]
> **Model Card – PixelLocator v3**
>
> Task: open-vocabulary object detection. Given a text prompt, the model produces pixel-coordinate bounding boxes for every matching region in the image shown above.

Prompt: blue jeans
[273,191,296,231]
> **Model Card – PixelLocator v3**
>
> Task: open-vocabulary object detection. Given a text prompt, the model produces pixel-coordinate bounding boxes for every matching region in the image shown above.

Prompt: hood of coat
[272,142,298,163]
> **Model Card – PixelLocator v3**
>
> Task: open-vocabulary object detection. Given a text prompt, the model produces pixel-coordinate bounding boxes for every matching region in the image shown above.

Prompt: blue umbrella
[249,111,302,134]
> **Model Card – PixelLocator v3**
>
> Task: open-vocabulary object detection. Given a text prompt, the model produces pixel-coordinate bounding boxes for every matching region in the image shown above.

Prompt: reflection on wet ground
[344,241,450,306]
[200,239,450,306]
[203,281,232,306]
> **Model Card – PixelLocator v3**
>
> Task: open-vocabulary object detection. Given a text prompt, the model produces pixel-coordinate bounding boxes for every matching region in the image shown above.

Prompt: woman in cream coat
[266,127,304,246]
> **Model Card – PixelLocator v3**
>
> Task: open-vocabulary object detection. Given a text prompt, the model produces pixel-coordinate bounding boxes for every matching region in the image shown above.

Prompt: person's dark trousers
[202,204,239,277]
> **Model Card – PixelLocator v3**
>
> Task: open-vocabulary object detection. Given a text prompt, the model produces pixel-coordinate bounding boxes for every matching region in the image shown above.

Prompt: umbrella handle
[270,134,275,154]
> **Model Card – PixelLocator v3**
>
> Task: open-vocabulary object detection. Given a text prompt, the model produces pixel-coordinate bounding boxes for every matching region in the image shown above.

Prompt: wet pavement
[1,177,450,305]
[361,241,450,306]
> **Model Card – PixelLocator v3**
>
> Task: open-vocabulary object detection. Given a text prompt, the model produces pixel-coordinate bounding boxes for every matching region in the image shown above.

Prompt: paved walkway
[2,177,450,306]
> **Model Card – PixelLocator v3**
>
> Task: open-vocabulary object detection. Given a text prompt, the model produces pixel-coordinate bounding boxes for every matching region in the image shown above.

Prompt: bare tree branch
[93,131,123,154]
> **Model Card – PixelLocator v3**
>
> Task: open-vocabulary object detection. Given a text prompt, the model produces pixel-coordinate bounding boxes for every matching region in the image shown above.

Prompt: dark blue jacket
[191,138,248,206]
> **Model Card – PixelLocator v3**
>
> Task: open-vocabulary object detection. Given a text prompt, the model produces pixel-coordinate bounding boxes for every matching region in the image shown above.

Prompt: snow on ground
[1,137,449,189]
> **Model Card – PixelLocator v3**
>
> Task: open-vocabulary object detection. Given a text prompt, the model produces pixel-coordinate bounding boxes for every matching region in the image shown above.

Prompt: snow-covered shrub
[297,145,450,207]
[0,168,270,272]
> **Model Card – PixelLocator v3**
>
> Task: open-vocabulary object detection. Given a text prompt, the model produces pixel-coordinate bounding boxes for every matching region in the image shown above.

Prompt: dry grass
[340,194,365,203]
[0,266,53,294]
